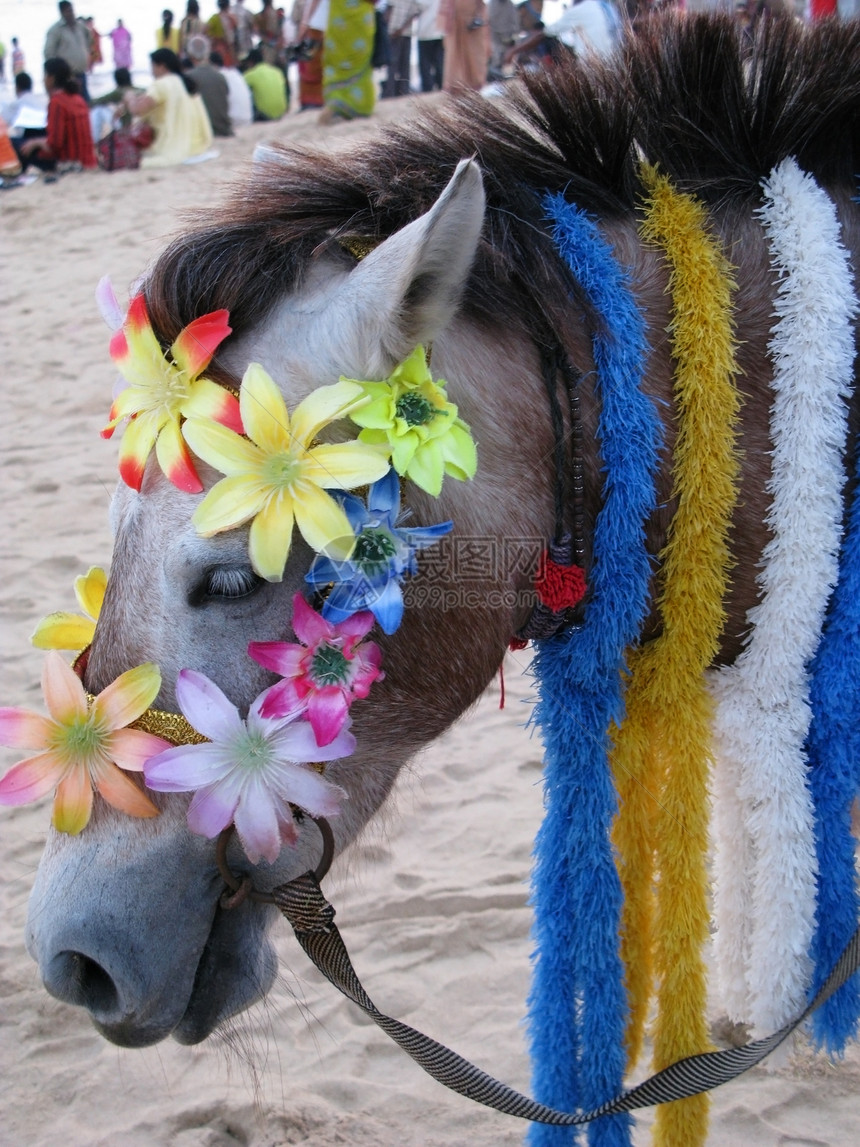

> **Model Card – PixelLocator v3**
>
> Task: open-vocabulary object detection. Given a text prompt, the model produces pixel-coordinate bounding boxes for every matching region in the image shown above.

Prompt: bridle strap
[268,866,860,1126]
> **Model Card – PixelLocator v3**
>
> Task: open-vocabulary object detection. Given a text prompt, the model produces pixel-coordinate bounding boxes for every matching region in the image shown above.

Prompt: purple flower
[144,669,353,864]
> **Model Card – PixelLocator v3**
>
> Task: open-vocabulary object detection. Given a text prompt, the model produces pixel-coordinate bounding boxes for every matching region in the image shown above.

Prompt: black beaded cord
[513,341,587,643]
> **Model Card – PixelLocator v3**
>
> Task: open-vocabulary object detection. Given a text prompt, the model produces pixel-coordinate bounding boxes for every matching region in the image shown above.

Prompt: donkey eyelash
[192,566,263,605]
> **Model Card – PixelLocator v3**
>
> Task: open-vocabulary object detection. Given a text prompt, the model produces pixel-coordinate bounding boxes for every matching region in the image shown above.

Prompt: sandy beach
[1,95,859,1147]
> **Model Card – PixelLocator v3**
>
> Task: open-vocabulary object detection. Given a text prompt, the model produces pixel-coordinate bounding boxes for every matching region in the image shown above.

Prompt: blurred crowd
[0,0,853,185]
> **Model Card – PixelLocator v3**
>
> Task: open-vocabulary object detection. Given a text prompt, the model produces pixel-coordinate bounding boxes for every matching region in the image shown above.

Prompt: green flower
[345,346,477,497]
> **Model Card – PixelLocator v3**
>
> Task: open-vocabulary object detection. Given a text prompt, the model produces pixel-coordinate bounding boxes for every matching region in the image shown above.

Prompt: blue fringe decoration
[527,194,660,1146]
[806,436,860,1052]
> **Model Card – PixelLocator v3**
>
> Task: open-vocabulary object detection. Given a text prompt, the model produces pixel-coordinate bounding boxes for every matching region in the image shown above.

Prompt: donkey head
[25,161,554,1047]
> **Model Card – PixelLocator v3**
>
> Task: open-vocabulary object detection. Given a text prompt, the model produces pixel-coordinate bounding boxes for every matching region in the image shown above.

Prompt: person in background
[440,0,489,91]
[507,0,562,70]
[0,72,48,141]
[488,0,517,75]
[233,1,256,61]
[83,17,102,72]
[44,2,92,102]
[505,0,619,67]
[125,47,213,168]
[89,65,141,139]
[416,0,445,92]
[15,56,97,173]
[294,0,326,111]
[156,9,181,53]
[254,0,284,65]
[0,41,6,82]
[384,0,418,97]
[303,0,375,121]
[179,2,207,56]
[185,34,233,135]
[242,45,288,118]
[207,0,238,65]
[109,19,133,70]
[12,38,26,77]
[372,0,391,74]
[210,49,253,127]
[0,116,22,179]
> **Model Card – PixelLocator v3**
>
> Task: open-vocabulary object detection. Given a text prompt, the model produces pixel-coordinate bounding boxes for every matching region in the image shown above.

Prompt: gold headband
[338,236,380,261]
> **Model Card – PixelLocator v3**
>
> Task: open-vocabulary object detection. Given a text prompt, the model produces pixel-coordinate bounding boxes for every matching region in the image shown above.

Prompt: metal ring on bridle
[215,817,335,908]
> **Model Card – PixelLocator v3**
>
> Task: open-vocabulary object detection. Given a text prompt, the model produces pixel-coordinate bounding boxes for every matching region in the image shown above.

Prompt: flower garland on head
[183,363,391,581]
[709,159,857,1035]
[0,281,475,858]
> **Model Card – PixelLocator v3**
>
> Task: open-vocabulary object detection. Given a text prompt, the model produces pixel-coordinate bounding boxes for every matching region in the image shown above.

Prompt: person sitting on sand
[124,47,213,169]
[14,56,96,174]
[242,47,288,121]
[185,34,233,136]
[210,50,253,129]
[89,66,142,140]
[0,72,48,140]
[504,0,619,68]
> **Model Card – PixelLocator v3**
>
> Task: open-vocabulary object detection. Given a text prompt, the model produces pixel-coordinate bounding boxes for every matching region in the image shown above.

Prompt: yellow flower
[31,566,107,652]
[183,364,390,583]
[346,346,477,497]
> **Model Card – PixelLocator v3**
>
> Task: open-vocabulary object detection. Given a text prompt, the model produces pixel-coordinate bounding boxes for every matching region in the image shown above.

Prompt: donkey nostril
[47,950,120,1016]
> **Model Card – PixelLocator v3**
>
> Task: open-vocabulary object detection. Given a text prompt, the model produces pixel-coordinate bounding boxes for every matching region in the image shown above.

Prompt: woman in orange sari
[440,0,489,91]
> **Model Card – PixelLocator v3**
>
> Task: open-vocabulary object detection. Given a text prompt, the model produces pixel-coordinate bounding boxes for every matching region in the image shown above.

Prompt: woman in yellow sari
[126,48,213,169]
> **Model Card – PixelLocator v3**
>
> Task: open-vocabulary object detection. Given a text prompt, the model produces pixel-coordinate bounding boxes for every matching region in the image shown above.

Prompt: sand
[1,97,859,1147]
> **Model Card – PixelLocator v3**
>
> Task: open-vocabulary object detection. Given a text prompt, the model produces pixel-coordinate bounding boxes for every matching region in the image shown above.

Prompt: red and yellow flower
[102,295,240,493]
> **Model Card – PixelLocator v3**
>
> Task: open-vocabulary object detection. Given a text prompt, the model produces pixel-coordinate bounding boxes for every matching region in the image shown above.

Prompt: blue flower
[305,469,452,634]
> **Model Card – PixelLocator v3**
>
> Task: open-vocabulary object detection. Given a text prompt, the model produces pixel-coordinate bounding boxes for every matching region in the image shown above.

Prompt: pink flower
[144,669,351,864]
[248,594,383,746]
[0,652,166,834]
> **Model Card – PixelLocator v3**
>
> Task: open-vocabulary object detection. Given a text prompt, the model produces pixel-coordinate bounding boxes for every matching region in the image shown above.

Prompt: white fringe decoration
[710,158,857,1034]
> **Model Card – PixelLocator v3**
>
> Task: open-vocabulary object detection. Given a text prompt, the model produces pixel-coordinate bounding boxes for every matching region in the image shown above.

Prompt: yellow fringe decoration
[611,165,741,1147]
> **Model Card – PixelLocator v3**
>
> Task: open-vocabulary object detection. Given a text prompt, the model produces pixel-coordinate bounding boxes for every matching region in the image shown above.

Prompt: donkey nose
[40,946,177,1047]
[44,949,120,1017]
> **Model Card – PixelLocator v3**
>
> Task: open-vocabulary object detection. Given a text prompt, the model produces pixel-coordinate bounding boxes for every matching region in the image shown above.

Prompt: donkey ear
[336,159,486,373]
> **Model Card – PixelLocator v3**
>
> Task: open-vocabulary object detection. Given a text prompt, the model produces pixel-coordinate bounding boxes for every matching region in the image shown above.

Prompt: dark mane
[144,14,860,372]
[627,15,860,201]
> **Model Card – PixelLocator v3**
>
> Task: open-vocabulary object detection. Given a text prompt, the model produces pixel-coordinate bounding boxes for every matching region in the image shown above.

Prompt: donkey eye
[191,566,263,605]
